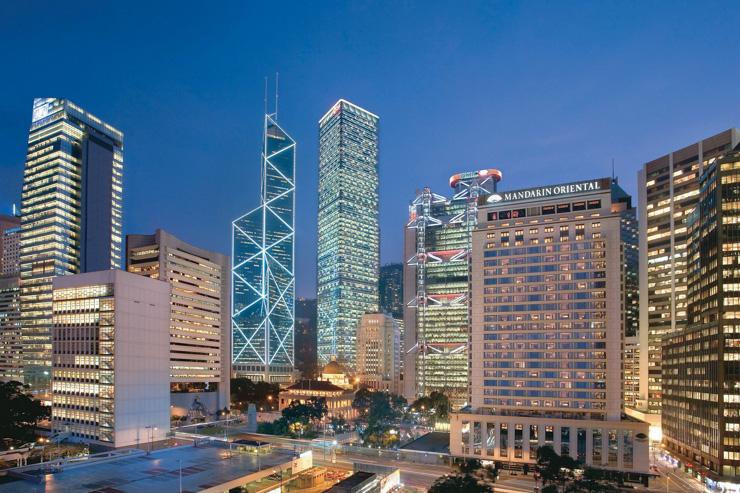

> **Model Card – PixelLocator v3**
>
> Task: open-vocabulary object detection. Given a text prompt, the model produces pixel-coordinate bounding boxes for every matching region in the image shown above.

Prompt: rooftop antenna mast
[275,72,279,121]
[611,158,617,183]
[264,76,268,116]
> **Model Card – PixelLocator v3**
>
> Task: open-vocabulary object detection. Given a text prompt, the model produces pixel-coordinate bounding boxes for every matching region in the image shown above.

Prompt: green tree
[410,391,450,424]
[428,474,493,493]
[230,378,280,411]
[457,458,483,474]
[0,381,49,447]
[361,422,399,448]
[353,388,406,425]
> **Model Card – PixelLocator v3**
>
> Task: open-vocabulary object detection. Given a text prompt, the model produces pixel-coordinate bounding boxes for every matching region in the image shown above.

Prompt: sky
[1,1,740,297]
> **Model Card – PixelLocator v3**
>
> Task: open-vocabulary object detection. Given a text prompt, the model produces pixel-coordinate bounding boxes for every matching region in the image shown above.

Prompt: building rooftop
[400,432,451,454]
[325,470,377,491]
[285,379,345,393]
[0,445,295,493]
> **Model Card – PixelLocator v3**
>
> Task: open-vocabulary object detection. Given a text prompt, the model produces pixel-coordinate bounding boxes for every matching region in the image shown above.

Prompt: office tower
[0,276,22,381]
[379,263,403,318]
[450,178,648,475]
[51,270,170,448]
[0,214,21,276]
[232,114,295,383]
[0,214,22,382]
[403,169,501,407]
[295,298,318,378]
[317,99,380,368]
[638,129,740,416]
[20,98,123,389]
[356,313,400,393]
[662,150,740,485]
[126,229,230,415]
[623,336,640,410]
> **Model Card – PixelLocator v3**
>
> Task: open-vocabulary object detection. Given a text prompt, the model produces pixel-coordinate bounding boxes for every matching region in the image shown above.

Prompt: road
[650,454,706,493]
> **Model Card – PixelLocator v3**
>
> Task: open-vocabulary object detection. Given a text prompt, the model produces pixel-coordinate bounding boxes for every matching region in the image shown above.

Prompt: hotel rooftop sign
[487,178,611,204]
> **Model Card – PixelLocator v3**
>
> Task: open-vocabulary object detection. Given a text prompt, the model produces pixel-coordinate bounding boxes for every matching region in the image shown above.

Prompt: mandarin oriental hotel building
[450,177,649,478]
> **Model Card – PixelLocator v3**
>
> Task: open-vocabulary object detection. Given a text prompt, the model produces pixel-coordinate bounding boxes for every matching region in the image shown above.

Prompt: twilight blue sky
[1,1,740,297]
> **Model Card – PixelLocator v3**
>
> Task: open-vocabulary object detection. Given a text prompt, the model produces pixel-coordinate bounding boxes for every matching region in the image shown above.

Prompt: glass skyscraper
[403,169,500,407]
[232,114,295,383]
[20,98,124,390]
[317,99,380,368]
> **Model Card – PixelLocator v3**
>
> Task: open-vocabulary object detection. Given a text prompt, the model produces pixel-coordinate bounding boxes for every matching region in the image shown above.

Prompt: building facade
[662,150,740,486]
[51,270,170,448]
[638,129,740,416]
[126,229,230,416]
[295,298,318,378]
[450,178,648,475]
[279,380,357,421]
[20,98,123,389]
[317,99,379,368]
[0,276,22,381]
[403,169,501,407]
[232,114,295,383]
[356,313,400,393]
[379,263,403,319]
[0,214,21,276]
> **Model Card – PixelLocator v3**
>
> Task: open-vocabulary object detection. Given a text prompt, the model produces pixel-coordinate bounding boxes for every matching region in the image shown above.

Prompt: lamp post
[145,425,157,455]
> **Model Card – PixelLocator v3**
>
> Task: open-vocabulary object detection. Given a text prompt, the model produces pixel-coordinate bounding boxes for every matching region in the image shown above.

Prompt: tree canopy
[0,381,49,447]
[428,473,493,493]
[230,378,280,410]
[410,391,450,422]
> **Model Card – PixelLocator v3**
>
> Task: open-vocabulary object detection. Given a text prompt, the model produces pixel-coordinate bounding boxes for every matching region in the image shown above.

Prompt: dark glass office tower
[232,114,295,383]
[20,98,123,389]
[379,263,403,319]
[317,100,379,368]
[663,149,740,485]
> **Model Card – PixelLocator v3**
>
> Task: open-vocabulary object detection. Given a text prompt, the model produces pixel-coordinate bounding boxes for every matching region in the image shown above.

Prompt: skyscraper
[638,129,739,416]
[126,229,231,415]
[232,114,295,383]
[404,169,501,407]
[451,177,648,475]
[20,98,123,389]
[0,214,21,276]
[295,298,318,378]
[379,263,403,319]
[662,149,740,486]
[317,99,379,368]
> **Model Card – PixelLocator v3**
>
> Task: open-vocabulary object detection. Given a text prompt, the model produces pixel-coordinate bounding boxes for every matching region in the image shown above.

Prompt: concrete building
[126,229,230,418]
[321,360,354,390]
[662,150,740,487]
[404,169,501,407]
[0,214,21,276]
[0,214,22,382]
[638,129,740,418]
[356,313,400,393]
[623,336,640,411]
[0,276,22,382]
[20,98,124,390]
[317,99,380,368]
[51,270,170,448]
[450,177,649,476]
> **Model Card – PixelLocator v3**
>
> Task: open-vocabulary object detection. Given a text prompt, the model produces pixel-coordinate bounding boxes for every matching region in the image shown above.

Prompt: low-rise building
[51,270,171,448]
[279,380,357,420]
